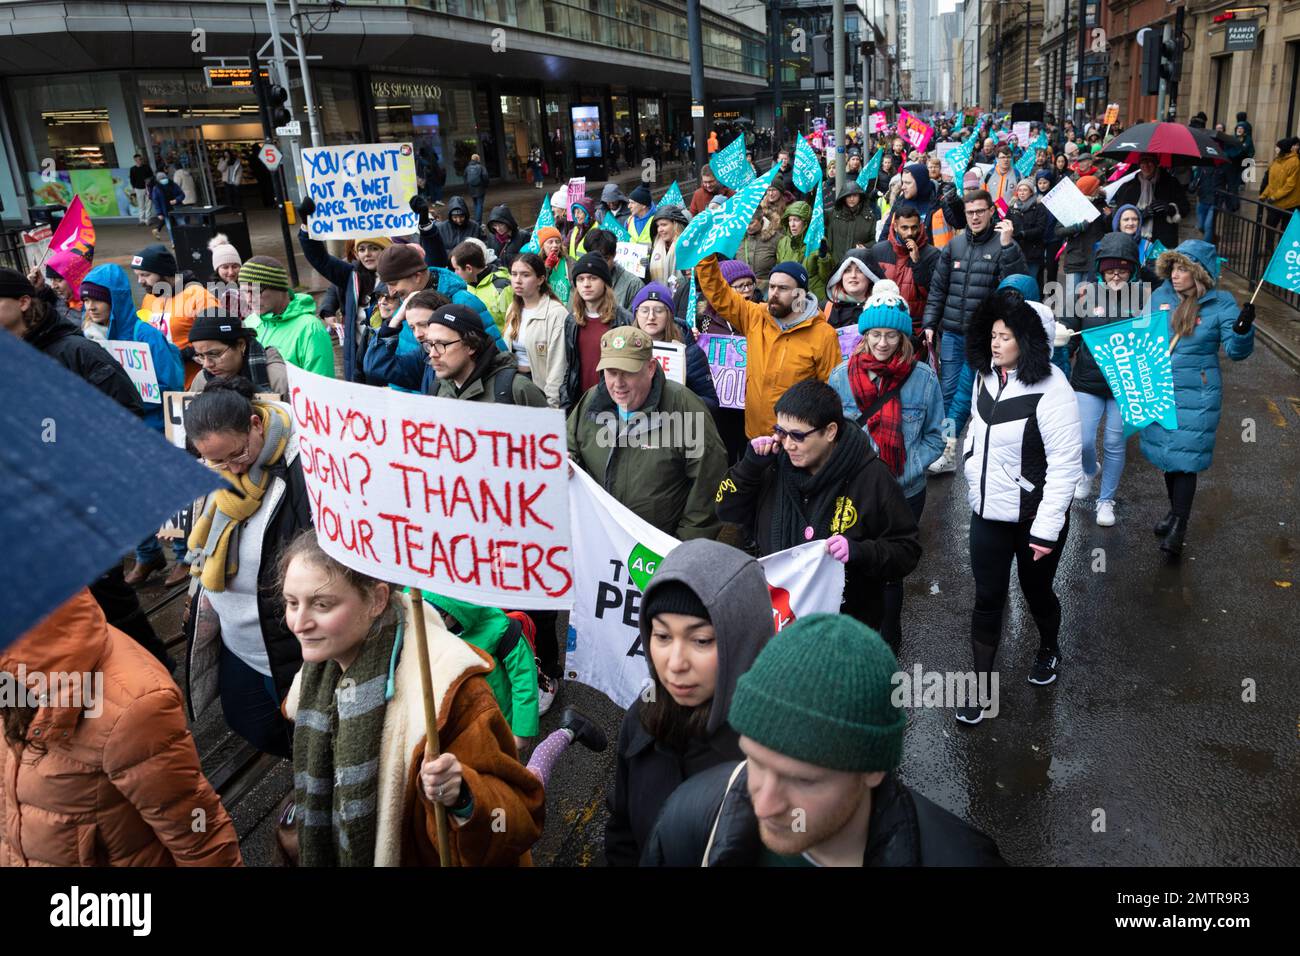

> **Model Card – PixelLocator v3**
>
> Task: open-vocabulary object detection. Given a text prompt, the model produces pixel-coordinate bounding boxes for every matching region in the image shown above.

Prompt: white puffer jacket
[963,363,1082,546]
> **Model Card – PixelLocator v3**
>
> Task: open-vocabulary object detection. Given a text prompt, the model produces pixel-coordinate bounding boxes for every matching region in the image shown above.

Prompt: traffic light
[1140,26,1178,96]
[268,84,291,128]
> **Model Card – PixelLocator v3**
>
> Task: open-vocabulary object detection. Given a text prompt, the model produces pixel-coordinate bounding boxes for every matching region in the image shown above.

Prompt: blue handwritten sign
[302,142,419,240]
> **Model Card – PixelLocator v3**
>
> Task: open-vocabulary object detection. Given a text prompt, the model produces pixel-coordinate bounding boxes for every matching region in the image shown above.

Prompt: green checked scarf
[293,612,401,867]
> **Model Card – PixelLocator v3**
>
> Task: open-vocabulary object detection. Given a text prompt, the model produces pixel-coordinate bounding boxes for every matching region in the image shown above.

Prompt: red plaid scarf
[846,350,915,477]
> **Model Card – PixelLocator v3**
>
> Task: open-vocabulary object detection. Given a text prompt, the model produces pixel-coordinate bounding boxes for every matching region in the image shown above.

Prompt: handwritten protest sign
[651,340,686,384]
[285,367,573,609]
[837,327,861,359]
[697,333,747,409]
[614,241,649,279]
[869,111,888,134]
[302,143,418,240]
[566,177,587,210]
[105,340,160,404]
[1011,122,1031,147]
[1042,175,1101,228]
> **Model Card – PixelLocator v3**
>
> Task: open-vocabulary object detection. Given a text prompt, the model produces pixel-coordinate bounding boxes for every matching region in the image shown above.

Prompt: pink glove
[1029,543,1052,562]
[750,435,778,456]
[825,534,851,563]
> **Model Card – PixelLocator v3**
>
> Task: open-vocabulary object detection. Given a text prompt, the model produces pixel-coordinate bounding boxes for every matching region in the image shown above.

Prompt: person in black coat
[604,540,775,866]
[1007,180,1050,290]
[1,269,177,669]
[484,203,530,268]
[714,380,921,629]
[642,614,1004,867]
[1111,153,1188,250]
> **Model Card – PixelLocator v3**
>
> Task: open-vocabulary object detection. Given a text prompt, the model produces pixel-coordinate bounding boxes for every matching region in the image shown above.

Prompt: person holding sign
[735,178,786,291]
[688,165,734,217]
[503,252,569,409]
[604,539,775,866]
[828,283,944,651]
[630,283,718,410]
[714,380,920,631]
[957,290,1081,723]
[694,254,839,439]
[1139,241,1253,558]
[183,377,311,758]
[240,258,335,379]
[568,326,726,540]
[278,533,545,866]
[80,265,187,587]
[1057,176,1108,292]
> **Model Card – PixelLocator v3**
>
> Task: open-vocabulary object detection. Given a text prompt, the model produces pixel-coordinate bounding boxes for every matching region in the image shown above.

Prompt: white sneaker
[928,437,958,475]
[1096,500,1116,527]
[537,674,560,716]
[1075,473,1095,499]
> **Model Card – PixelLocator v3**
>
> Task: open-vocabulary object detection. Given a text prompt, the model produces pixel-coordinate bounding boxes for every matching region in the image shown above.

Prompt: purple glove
[750,435,779,456]
[825,534,851,563]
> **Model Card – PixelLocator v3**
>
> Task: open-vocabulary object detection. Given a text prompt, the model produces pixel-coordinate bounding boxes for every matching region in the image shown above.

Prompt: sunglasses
[773,424,825,444]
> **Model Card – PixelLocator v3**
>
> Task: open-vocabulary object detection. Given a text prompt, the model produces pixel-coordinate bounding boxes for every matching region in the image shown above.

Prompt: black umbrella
[1099,121,1230,166]
[0,332,224,648]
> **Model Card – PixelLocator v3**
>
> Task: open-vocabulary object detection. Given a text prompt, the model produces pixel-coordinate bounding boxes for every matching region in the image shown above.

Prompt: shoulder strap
[858,382,905,420]
[701,760,748,868]
[493,366,518,405]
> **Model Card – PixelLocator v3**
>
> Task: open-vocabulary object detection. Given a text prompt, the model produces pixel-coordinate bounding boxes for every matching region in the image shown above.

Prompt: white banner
[285,366,573,609]
[565,465,845,707]
[104,339,161,404]
[652,340,686,385]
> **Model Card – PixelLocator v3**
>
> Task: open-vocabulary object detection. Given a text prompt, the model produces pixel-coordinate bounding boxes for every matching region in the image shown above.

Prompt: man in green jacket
[449,239,512,335]
[240,256,335,377]
[422,301,547,405]
[567,327,726,539]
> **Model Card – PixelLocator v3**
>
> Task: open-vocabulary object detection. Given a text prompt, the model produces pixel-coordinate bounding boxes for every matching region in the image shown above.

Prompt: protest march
[4,61,1297,912]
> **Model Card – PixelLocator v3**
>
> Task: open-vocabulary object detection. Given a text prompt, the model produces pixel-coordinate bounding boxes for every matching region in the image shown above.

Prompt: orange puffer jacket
[0,590,243,867]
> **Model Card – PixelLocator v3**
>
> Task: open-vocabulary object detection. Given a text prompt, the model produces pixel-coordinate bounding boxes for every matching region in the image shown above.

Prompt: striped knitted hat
[238,259,292,291]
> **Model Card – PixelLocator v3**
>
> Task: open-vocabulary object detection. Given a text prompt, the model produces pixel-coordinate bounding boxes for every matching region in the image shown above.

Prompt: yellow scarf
[188,403,291,592]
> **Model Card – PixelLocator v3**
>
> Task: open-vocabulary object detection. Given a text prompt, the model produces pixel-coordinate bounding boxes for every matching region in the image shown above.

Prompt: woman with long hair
[1139,240,1254,557]
[503,251,568,408]
[647,204,691,294]
[559,253,632,408]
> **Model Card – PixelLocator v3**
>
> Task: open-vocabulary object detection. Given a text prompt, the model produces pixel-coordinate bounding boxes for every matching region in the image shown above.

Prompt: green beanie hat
[729,613,905,773]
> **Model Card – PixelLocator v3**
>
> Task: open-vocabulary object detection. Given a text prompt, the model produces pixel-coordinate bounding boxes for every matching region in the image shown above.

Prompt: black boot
[560,707,607,753]
[1153,511,1175,536]
[1160,516,1187,557]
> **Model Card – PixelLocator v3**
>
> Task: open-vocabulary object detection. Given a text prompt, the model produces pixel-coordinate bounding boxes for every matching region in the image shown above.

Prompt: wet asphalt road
[532,334,1300,867]
[146,337,1298,866]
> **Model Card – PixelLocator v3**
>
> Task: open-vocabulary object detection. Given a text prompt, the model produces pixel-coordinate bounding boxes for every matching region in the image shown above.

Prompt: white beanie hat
[208,233,241,271]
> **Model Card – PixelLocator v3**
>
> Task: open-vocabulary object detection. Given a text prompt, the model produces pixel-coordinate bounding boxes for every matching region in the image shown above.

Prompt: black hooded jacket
[25,310,144,416]
[1064,231,1142,398]
[642,761,1005,866]
[485,203,530,267]
[436,195,488,250]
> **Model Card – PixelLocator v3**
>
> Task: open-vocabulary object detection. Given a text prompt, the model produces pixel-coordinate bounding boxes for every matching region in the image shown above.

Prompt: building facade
[0,0,767,223]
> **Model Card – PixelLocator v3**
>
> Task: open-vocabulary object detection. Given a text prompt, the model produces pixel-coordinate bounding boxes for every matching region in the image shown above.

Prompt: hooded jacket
[921,222,1029,336]
[1006,189,1050,266]
[0,590,244,867]
[362,268,503,392]
[822,249,880,328]
[715,419,922,627]
[81,263,184,432]
[485,204,530,267]
[595,183,631,223]
[568,365,727,539]
[565,197,597,259]
[868,217,941,327]
[436,196,488,250]
[140,277,218,386]
[245,291,335,377]
[1110,204,1159,283]
[1138,240,1252,474]
[695,254,840,437]
[642,761,1004,867]
[962,293,1082,547]
[283,593,544,866]
[297,228,377,381]
[774,200,813,270]
[1111,167,1187,248]
[604,540,774,866]
[426,594,539,739]
[882,163,937,236]
[22,308,144,417]
[826,182,877,266]
[1064,231,1142,398]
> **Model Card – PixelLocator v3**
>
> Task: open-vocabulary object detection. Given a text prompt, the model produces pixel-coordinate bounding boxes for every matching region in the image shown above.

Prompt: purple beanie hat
[630,281,675,315]
[719,258,756,284]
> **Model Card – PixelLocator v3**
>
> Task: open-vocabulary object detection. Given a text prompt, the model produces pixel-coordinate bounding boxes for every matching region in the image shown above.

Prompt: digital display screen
[570,105,602,159]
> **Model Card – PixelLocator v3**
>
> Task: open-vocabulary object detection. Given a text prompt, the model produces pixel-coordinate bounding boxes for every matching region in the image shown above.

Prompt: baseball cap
[596,327,652,373]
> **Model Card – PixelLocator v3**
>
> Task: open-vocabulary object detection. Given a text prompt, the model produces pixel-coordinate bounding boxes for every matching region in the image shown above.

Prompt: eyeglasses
[205,437,254,471]
[773,424,826,444]
[193,345,234,364]
[376,292,401,303]
[427,338,462,356]
[731,280,756,294]
[966,206,991,216]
